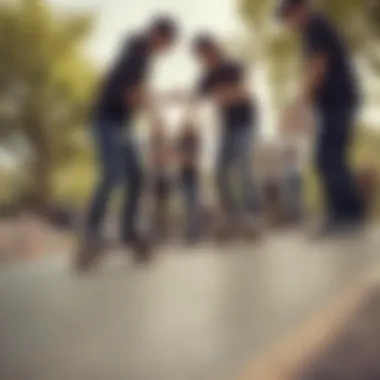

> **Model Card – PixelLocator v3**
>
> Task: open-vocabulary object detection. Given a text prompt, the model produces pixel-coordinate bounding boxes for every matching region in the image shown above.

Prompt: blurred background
[2,2,380,380]
[1,0,380,259]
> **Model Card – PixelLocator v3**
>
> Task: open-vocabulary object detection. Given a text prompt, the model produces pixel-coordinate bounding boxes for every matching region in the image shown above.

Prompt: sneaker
[238,215,263,241]
[74,235,106,272]
[239,224,261,242]
[184,233,201,246]
[311,218,365,240]
[123,233,153,264]
[214,221,237,243]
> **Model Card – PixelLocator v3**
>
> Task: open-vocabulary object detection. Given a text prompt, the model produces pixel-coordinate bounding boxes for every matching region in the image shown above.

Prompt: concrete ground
[0,226,380,380]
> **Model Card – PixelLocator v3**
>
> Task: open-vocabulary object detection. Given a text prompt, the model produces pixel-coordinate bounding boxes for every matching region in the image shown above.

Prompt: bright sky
[49,0,244,86]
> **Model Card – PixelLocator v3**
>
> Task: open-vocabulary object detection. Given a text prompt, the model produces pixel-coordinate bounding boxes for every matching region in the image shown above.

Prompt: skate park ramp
[1,227,380,380]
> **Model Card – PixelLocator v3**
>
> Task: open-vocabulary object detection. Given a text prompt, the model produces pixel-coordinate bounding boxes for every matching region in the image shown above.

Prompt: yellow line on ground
[237,272,380,380]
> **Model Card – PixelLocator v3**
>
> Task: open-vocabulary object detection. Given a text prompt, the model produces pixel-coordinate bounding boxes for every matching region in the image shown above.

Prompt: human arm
[303,54,327,104]
[302,22,331,104]
[211,83,250,105]
[279,99,315,137]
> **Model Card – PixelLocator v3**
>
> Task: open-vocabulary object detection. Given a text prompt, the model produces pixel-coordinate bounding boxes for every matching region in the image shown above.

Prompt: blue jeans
[315,108,363,222]
[216,126,258,221]
[181,170,200,239]
[151,172,171,239]
[282,173,304,222]
[86,118,143,241]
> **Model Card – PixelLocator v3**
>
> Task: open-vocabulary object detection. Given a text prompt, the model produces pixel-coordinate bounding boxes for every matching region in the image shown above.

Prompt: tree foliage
[0,0,97,212]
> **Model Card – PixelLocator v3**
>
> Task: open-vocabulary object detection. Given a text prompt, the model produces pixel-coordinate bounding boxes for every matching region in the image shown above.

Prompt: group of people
[75,0,366,270]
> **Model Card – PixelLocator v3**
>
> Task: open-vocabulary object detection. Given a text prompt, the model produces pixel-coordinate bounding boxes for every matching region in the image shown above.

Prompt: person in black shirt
[192,34,259,236]
[277,0,364,235]
[177,119,202,243]
[77,16,178,270]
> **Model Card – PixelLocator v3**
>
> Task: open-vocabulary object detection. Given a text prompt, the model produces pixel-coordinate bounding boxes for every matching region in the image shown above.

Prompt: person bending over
[76,16,178,270]
[192,34,260,238]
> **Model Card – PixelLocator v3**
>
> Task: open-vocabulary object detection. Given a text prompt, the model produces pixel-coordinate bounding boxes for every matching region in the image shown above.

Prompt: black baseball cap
[275,0,307,18]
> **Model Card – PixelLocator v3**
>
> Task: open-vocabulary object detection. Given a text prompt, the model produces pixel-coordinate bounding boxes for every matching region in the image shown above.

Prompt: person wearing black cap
[76,16,178,270]
[277,0,364,235]
[191,34,260,238]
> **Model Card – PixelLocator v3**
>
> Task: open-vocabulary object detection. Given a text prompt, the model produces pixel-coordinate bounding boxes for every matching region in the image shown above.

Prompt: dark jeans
[216,126,258,221]
[180,169,200,239]
[282,173,304,222]
[315,108,363,222]
[86,118,143,241]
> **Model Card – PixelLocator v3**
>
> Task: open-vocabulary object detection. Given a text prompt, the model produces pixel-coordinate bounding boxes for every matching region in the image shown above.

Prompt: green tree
[0,0,97,213]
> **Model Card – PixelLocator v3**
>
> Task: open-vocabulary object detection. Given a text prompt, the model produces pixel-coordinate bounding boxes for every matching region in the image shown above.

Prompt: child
[148,124,173,242]
[280,143,304,224]
[176,119,202,243]
[278,100,310,225]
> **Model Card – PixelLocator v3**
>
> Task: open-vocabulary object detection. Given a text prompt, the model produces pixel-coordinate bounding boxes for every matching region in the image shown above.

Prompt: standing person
[149,124,173,243]
[176,118,202,244]
[277,0,364,235]
[192,34,259,238]
[76,16,178,270]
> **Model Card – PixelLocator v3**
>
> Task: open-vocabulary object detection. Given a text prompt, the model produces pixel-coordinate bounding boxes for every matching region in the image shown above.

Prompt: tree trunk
[25,126,52,217]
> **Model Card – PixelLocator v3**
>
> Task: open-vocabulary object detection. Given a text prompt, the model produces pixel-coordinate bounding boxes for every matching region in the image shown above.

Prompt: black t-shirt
[177,129,200,175]
[197,60,254,130]
[303,14,359,110]
[94,34,151,123]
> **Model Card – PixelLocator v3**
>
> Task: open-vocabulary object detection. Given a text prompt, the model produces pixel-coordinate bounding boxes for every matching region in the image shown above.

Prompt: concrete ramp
[0,227,379,380]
